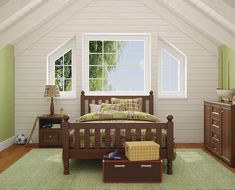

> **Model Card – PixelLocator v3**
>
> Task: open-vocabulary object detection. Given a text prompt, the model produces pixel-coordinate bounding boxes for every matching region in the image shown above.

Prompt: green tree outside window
[55,49,72,92]
[89,41,124,91]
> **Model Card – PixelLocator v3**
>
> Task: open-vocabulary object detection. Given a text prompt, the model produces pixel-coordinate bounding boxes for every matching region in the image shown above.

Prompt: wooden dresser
[204,101,235,166]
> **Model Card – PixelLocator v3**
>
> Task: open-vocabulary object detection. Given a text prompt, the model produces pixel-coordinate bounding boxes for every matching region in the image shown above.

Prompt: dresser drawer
[211,131,221,141]
[211,111,220,121]
[212,105,220,113]
[211,136,221,155]
[103,159,162,183]
[211,119,221,135]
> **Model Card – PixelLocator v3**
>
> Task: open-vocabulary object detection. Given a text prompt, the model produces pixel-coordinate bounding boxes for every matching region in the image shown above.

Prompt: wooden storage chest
[103,158,162,183]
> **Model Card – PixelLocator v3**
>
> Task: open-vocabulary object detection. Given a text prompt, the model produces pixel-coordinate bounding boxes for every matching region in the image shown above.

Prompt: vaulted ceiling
[0,0,235,50]
[157,0,235,50]
[0,0,76,48]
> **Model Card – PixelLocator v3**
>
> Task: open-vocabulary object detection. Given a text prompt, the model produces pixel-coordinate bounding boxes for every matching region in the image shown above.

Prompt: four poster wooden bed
[62,91,174,175]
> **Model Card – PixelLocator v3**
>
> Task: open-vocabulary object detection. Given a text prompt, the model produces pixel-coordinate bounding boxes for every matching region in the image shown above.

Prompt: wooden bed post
[62,115,70,175]
[81,91,85,116]
[167,115,174,175]
[149,90,154,114]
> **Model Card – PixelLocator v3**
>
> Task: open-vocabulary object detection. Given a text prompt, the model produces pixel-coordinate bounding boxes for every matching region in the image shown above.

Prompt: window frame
[83,33,151,96]
[47,37,76,99]
[158,38,187,99]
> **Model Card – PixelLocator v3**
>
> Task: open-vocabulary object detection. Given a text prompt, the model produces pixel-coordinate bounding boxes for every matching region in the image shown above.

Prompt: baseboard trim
[0,136,15,152]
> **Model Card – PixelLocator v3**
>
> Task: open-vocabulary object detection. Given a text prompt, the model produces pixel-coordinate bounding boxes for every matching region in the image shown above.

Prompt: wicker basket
[124,141,160,161]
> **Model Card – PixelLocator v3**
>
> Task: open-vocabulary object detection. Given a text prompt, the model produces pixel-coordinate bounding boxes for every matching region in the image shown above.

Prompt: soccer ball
[16,134,27,145]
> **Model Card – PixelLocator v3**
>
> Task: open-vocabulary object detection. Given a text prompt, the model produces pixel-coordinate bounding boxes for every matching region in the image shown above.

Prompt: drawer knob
[49,135,52,138]
[214,147,217,151]
[114,164,125,168]
[141,164,152,168]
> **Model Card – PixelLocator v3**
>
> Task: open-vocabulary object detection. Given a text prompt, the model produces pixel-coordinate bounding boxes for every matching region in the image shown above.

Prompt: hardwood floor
[0,143,234,174]
[0,144,38,173]
[175,143,203,148]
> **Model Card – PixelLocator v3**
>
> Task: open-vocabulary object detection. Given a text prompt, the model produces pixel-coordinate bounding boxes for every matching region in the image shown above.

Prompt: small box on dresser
[103,158,162,183]
[204,101,235,166]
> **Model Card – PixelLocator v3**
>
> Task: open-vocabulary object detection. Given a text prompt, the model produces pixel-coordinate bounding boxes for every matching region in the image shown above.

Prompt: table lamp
[44,85,60,115]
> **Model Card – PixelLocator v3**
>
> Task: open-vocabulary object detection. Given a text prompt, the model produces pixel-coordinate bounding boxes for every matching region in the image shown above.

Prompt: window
[47,38,76,98]
[158,39,187,98]
[83,34,150,95]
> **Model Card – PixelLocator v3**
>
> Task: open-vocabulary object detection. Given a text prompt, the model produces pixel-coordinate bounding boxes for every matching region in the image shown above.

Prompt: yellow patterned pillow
[111,98,142,111]
[100,103,125,111]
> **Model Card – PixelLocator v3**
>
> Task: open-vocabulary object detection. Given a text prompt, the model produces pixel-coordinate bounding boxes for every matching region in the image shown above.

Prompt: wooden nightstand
[39,115,66,147]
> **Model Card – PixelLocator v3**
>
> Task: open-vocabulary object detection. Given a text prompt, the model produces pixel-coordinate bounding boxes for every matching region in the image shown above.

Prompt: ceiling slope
[1,0,233,52]
[189,0,235,35]
[14,0,93,55]
[141,0,218,55]
[0,0,33,24]
[0,0,75,49]
[157,0,235,50]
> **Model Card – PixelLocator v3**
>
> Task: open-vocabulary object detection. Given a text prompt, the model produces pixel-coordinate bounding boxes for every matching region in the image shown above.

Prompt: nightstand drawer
[39,129,61,147]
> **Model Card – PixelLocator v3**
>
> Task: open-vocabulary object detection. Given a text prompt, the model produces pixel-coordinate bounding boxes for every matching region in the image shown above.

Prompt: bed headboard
[80,91,154,116]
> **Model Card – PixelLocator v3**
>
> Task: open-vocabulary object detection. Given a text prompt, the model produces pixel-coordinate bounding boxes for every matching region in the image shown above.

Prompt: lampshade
[44,85,60,97]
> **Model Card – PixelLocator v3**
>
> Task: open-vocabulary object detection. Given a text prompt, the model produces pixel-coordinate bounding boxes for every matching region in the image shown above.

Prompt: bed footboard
[62,115,174,175]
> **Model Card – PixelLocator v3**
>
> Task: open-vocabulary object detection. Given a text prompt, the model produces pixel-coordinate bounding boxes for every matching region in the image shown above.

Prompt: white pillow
[90,104,101,113]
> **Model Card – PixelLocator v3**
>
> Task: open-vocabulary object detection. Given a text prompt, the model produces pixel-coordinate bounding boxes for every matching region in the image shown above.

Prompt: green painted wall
[0,45,14,142]
[219,45,235,89]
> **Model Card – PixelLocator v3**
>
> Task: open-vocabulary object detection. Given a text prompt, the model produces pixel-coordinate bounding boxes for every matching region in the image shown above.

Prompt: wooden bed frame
[62,91,174,175]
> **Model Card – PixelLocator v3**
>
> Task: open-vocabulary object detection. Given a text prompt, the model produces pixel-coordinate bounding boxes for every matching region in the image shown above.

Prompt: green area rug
[0,149,234,190]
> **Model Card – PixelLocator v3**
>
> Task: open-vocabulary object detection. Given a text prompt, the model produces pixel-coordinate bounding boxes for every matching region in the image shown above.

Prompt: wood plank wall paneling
[14,0,218,143]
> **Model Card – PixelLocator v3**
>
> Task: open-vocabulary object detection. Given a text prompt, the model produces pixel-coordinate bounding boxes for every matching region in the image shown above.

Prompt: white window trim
[47,37,76,99]
[82,33,151,96]
[158,38,187,99]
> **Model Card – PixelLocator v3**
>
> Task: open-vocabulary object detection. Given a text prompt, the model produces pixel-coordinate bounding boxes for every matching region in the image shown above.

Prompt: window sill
[157,95,187,99]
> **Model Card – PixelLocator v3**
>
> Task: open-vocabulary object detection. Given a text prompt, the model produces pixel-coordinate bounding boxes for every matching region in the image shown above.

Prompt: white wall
[14,0,218,143]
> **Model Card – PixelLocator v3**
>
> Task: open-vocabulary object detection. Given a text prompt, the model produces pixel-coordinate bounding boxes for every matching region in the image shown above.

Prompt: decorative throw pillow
[111,98,142,112]
[100,103,125,112]
[89,104,101,113]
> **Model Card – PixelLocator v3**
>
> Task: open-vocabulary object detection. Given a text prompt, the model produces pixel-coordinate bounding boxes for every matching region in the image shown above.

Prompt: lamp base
[50,97,54,115]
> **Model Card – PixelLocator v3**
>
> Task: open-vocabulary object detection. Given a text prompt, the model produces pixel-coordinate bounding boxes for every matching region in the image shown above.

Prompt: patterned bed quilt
[77,111,164,123]
[69,111,167,149]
